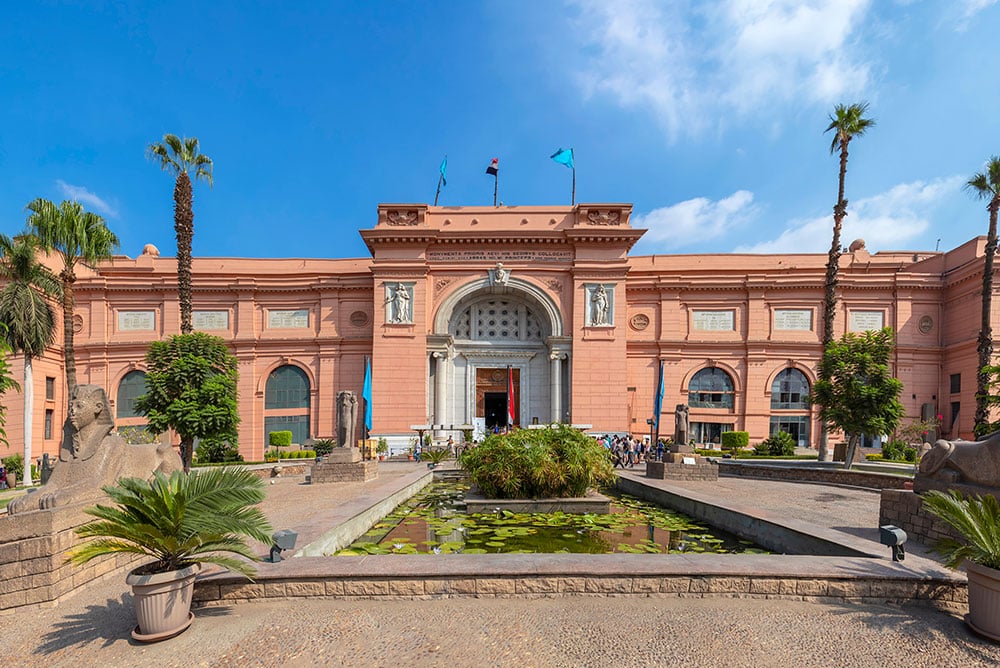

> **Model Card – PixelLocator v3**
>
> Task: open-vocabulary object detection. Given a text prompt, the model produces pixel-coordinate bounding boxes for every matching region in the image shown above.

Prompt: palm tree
[965,157,1000,435]
[25,199,120,394]
[0,234,62,486]
[818,102,875,461]
[146,135,214,334]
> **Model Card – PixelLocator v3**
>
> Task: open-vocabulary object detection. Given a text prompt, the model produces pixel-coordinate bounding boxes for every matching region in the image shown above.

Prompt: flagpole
[571,167,576,206]
[493,172,499,207]
[434,172,443,206]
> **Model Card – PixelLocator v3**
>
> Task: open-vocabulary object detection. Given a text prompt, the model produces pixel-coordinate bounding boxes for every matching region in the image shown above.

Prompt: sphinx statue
[7,384,182,515]
[914,434,1000,497]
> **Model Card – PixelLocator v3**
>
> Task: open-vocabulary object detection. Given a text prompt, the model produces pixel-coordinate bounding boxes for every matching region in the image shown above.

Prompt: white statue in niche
[385,282,411,323]
[590,284,610,326]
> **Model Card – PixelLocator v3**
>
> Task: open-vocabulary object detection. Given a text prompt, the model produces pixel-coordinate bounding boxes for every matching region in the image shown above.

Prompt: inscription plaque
[849,310,884,332]
[268,309,309,329]
[692,310,734,331]
[118,311,155,331]
[193,310,230,331]
[774,309,812,331]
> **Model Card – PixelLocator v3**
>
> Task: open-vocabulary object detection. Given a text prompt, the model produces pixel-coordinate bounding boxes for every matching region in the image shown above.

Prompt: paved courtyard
[1,462,999,667]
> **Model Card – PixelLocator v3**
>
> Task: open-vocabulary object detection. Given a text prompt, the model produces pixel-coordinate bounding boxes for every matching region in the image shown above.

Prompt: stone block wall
[310,460,379,483]
[0,502,139,611]
[879,489,963,548]
[719,463,911,490]
[646,461,718,481]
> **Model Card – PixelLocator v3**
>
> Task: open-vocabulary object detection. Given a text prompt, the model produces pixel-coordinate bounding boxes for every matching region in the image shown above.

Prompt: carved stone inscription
[118,311,155,331]
[692,310,734,331]
[193,310,230,331]
[268,309,309,328]
[427,250,572,262]
[849,310,884,332]
[774,309,812,331]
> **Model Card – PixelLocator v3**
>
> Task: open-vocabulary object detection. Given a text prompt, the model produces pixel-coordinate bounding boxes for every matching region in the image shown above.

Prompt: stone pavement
[1,462,999,667]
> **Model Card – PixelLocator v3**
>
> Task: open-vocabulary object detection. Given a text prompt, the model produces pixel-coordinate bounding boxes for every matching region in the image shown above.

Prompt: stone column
[433,352,448,438]
[550,352,562,423]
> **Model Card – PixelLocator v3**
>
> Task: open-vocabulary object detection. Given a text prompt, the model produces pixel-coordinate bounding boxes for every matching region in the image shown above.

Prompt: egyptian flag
[507,365,516,426]
[486,158,499,176]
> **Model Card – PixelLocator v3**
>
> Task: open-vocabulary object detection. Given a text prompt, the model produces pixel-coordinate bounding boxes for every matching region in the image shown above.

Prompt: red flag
[507,365,516,426]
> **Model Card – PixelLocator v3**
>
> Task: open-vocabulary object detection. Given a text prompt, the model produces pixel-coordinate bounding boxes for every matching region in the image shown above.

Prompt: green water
[335,481,768,556]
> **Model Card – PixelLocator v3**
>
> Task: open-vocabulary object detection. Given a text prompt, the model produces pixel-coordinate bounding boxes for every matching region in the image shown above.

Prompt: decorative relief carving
[629,313,650,331]
[490,262,510,286]
[918,315,934,334]
[73,314,84,334]
[586,210,622,226]
[435,278,453,296]
[349,310,369,327]
[385,210,419,226]
[546,279,563,292]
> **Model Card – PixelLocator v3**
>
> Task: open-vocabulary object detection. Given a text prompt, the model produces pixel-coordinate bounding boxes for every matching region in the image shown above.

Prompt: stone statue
[386,282,411,323]
[337,390,358,447]
[591,285,609,326]
[493,262,508,285]
[915,435,1000,495]
[7,385,181,516]
[674,404,690,446]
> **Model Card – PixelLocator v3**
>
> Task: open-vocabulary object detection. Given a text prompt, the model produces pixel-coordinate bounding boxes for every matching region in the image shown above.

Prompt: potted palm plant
[69,467,272,642]
[923,490,1000,641]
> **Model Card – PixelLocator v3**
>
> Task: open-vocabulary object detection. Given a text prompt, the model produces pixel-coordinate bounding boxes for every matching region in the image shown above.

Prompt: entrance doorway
[484,392,508,431]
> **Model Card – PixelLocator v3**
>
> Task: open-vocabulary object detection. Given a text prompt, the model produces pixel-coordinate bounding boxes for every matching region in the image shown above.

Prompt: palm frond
[923,490,1000,569]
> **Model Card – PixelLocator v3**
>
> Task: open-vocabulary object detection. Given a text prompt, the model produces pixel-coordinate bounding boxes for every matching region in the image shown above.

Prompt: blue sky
[2,1,1000,260]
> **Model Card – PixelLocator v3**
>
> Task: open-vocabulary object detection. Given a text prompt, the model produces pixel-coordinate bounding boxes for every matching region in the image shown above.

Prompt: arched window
[770,369,810,409]
[688,368,734,410]
[264,365,311,444]
[116,370,148,419]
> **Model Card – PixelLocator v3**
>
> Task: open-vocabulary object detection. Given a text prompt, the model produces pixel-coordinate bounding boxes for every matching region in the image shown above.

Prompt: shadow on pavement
[35,593,136,655]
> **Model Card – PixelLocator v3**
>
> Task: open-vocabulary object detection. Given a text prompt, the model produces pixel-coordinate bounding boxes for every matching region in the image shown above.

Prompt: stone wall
[646,461,718,481]
[0,503,138,611]
[879,489,963,548]
[719,462,911,490]
[310,460,379,483]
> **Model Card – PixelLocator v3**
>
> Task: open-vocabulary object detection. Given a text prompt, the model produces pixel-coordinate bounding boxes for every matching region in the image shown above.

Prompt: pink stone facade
[1,204,994,462]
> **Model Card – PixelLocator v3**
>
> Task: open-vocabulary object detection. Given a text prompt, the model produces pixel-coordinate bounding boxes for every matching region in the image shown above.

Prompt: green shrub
[756,431,796,456]
[302,449,316,458]
[720,431,749,457]
[459,425,615,499]
[903,446,918,463]
[3,453,23,483]
[269,431,293,447]
[313,439,335,456]
[196,435,244,464]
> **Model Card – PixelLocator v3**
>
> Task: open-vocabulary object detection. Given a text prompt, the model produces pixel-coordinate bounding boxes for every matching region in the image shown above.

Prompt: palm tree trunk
[61,270,76,394]
[22,356,33,487]
[181,435,194,473]
[174,172,194,335]
[843,432,860,471]
[819,142,851,461]
[976,199,999,434]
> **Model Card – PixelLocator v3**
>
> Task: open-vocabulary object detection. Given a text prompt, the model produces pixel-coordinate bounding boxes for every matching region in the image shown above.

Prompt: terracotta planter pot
[966,560,1000,642]
[126,563,200,642]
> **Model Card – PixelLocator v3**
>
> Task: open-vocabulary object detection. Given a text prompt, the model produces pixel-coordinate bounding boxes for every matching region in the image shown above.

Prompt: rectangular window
[950,373,961,394]
[689,422,734,445]
[950,401,961,432]
[45,377,55,401]
[44,409,53,439]
[769,416,810,447]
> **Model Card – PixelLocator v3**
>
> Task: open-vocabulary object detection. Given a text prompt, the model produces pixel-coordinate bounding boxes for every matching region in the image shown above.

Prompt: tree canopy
[134,333,239,472]
[811,327,903,469]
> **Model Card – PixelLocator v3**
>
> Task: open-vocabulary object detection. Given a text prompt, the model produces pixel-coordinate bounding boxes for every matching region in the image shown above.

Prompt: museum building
[2,203,993,462]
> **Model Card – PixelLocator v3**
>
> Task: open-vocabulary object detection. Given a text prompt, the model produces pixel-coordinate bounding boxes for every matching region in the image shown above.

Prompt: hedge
[268,431,293,447]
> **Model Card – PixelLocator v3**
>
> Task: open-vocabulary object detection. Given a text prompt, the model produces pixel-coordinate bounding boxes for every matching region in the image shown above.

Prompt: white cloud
[567,0,872,140]
[955,0,997,29]
[55,180,119,218]
[633,190,758,249]
[734,176,964,253]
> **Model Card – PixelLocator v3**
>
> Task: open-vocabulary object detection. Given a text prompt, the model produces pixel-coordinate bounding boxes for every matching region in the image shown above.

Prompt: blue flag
[550,148,574,169]
[439,157,447,186]
[362,356,373,432]
[652,360,665,436]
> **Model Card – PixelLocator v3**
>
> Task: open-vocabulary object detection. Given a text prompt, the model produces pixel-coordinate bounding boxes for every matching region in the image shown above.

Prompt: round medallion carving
[629,314,650,331]
[490,370,505,383]
[72,314,84,334]
[349,310,369,327]
[918,315,933,334]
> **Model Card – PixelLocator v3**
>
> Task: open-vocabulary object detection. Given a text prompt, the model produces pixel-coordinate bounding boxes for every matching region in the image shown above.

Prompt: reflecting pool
[334,481,768,555]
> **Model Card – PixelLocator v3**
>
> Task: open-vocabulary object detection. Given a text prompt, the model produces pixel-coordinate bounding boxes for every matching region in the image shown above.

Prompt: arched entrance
[430,278,569,434]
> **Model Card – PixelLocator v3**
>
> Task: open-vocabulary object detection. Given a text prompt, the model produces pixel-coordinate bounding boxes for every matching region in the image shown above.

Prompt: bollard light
[269,529,298,562]
[879,524,907,562]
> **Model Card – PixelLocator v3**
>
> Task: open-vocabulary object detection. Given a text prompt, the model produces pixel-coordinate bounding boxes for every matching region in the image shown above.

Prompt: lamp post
[646,418,655,455]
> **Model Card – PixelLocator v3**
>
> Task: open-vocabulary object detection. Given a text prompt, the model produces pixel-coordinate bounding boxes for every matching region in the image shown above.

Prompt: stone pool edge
[193,469,967,611]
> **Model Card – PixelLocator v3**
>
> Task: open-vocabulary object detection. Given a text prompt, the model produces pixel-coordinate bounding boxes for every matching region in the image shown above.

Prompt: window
[769,416,810,447]
[950,374,961,394]
[690,422,734,445]
[44,409,53,439]
[264,365,311,445]
[770,369,810,409]
[45,377,55,401]
[116,371,148,419]
[688,368,735,409]
[951,401,960,432]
